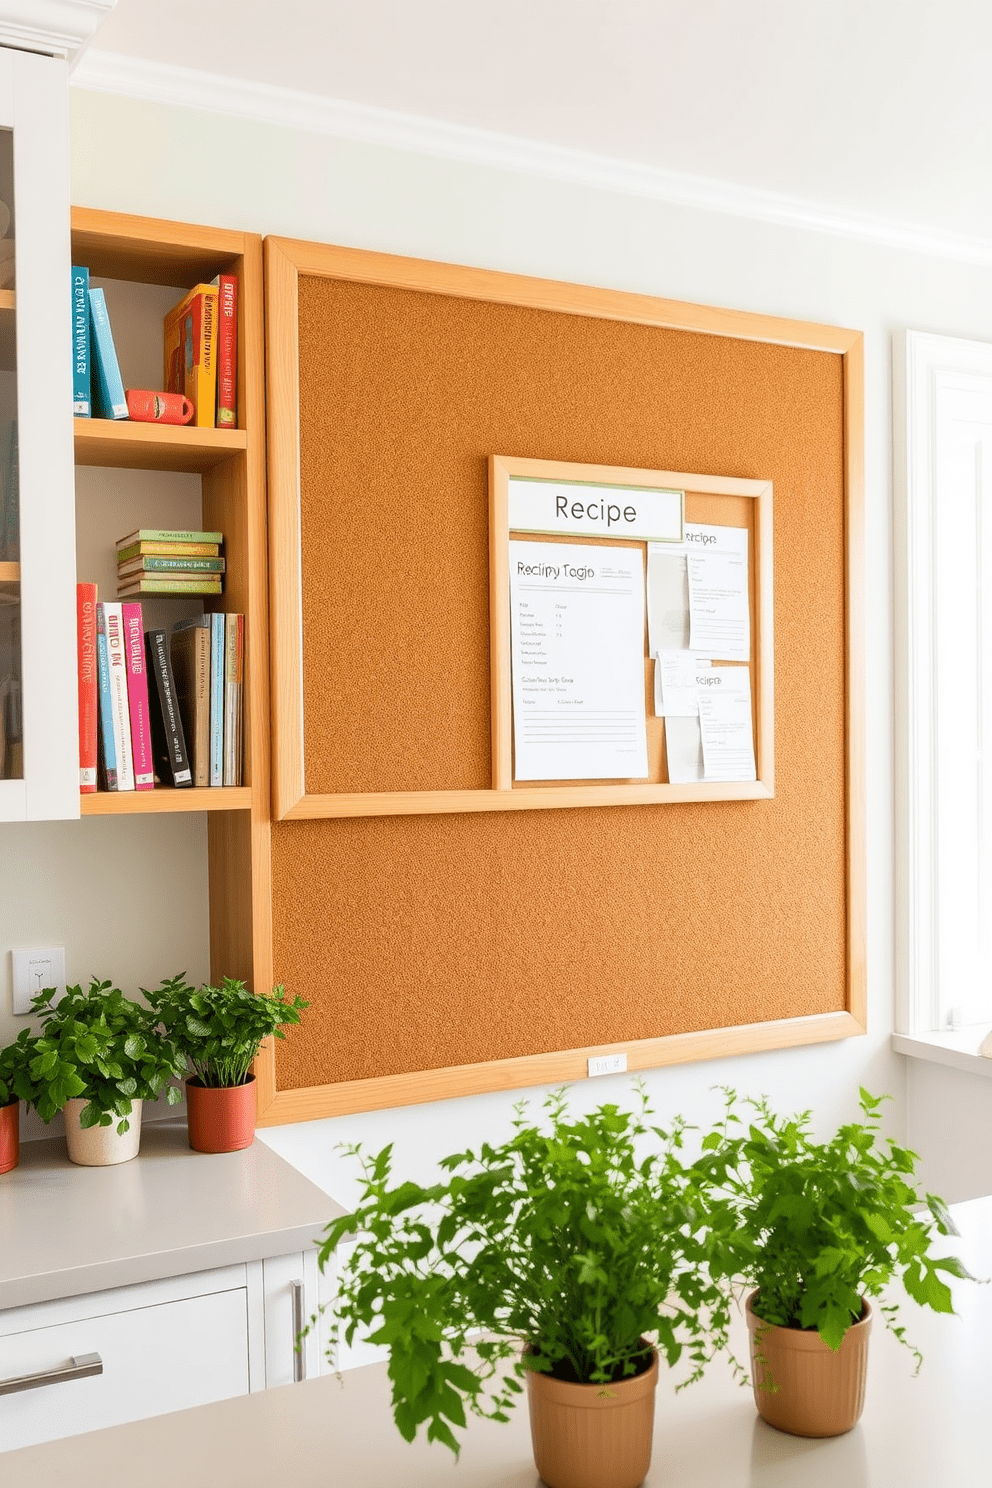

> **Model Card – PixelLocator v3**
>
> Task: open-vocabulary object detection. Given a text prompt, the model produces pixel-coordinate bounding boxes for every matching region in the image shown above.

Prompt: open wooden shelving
[70,206,271,1007]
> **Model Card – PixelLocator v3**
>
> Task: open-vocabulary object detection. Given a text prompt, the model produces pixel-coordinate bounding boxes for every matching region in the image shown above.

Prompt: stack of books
[116,528,225,598]
[76,584,245,792]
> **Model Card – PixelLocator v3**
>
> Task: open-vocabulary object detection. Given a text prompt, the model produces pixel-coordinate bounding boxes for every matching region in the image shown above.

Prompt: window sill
[892,1026,992,1079]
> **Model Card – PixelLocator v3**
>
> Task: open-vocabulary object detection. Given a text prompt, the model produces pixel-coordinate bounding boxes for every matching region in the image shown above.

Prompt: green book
[116,528,223,549]
[117,556,226,576]
[117,577,223,596]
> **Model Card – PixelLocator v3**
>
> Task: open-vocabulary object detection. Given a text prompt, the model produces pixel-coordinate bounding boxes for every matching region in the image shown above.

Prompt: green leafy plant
[694,1086,976,1361]
[30,979,186,1133]
[0,1027,84,1114]
[144,975,307,1089]
[317,1088,733,1457]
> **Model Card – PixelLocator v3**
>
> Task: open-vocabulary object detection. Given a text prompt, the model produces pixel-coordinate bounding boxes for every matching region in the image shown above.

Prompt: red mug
[125,388,195,425]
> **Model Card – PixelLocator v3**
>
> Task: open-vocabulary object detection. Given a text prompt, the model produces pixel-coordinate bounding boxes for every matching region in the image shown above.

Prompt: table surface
[0,1121,342,1312]
[4,1196,991,1486]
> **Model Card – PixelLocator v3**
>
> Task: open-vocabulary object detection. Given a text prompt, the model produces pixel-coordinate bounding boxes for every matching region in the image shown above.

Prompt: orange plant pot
[0,1097,18,1174]
[525,1348,658,1488]
[746,1290,872,1438]
[185,1075,257,1154]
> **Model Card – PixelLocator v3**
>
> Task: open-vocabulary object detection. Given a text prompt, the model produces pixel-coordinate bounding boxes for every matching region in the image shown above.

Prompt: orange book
[163,284,218,427]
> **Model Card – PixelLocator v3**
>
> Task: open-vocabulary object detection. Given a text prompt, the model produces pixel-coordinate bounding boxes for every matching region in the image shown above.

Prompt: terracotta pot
[746,1290,872,1437]
[185,1075,257,1153]
[525,1347,658,1488]
[64,1098,143,1167]
[0,1097,19,1174]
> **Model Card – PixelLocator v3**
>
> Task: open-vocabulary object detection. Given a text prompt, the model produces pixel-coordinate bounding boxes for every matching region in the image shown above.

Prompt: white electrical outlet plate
[11,946,66,1016]
[587,1053,627,1078]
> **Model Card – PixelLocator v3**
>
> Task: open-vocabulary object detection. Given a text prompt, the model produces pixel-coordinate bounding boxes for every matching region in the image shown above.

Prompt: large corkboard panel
[259,239,865,1123]
[297,284,779,796]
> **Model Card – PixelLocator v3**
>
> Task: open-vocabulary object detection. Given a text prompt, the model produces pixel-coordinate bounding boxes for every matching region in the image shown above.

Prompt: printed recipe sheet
[509,540,649,781]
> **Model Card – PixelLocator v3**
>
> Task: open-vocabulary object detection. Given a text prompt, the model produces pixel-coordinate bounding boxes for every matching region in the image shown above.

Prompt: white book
[224,613,237,786]
[100,602,135,791]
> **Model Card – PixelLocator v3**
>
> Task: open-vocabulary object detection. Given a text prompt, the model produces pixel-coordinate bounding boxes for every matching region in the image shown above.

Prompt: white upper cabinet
[0,47,78,821]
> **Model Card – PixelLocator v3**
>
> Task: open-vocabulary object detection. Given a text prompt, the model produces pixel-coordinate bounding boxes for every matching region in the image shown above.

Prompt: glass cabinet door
[0,47,78,821]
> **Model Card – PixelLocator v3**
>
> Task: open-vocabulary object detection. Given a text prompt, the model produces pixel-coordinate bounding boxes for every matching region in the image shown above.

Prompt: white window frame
[895,329,992,1036]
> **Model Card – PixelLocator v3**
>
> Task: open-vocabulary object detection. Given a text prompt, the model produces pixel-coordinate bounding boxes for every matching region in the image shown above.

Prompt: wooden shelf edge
[80,787,253,816]
[74,418,247,472]
[0,560,19,583]
[0,289,14,312]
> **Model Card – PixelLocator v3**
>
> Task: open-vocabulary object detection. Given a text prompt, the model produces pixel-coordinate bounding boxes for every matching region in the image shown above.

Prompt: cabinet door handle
[0,1352,103,1396]
[291,1280,305,1383]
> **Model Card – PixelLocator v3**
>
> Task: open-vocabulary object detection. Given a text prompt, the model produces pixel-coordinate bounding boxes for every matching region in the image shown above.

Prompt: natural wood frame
[257,236,866,1125]
[489,453,774,804]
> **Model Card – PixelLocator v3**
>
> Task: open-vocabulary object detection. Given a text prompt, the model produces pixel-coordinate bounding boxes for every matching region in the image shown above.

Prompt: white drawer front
[0,1287,249,1452]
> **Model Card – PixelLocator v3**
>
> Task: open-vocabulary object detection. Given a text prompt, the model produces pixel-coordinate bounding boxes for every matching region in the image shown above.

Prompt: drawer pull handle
[0,1352,103,1396]
[291,1280,305,1383]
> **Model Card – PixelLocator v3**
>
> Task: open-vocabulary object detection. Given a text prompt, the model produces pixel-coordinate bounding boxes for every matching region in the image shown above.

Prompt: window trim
[895,329,992,1034]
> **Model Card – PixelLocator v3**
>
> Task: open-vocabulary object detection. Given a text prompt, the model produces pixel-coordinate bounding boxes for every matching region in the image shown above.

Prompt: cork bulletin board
[257,237,865,1125]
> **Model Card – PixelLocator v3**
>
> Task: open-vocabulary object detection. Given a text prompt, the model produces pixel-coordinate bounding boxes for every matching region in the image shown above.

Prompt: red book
[76,583,98,792]
[122,602,155,790]
[216,274,238,428]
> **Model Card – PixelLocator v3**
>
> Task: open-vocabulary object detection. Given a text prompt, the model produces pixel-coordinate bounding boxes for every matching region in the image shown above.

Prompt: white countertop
[0,1121,342,1311]
[5,1196,992,1486]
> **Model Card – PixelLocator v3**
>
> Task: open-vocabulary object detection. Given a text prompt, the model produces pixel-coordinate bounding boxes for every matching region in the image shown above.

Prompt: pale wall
[4,84,991,1197]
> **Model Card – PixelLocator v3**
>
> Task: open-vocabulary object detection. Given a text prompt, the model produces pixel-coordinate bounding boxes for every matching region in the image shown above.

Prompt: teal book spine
[210,612,224,787]
[88,287,128,420]
[71,265,91,417]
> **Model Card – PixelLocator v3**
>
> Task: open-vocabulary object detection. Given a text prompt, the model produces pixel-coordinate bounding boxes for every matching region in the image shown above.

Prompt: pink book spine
[122,602,155,789]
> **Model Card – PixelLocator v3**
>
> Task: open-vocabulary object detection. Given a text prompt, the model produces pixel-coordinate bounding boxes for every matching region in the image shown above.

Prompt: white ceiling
[83,0,992,245]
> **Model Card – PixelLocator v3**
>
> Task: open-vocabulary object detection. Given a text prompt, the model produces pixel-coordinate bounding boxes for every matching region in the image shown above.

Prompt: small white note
[696,666,757,781]
[588,1053,628,1078]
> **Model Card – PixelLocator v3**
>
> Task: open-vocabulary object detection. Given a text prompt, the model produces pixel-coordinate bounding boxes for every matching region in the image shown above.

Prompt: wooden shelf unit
[70,207,272,1005]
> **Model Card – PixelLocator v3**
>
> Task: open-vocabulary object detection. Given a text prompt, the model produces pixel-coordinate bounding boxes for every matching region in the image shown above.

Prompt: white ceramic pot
[63,1098,143,1166]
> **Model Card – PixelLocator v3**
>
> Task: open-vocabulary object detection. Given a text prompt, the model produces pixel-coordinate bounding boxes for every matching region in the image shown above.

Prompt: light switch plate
[11,946,66,1015]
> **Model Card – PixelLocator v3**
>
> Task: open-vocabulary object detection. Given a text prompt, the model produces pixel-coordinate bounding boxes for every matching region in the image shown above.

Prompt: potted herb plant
[695,1087,975,1437]
[145,976,307,1153]
[0,1029,67,1174]
[317,1089,732,1488]
[30,979,186,1166]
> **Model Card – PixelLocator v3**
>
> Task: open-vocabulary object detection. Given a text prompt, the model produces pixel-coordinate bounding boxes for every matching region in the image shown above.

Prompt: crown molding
[0,1,115,63]
[72,46,992,268]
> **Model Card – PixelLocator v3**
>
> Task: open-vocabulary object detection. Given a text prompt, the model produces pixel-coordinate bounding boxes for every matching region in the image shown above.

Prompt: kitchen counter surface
[4,1196,991,1486]
[0,1121,342,1311]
